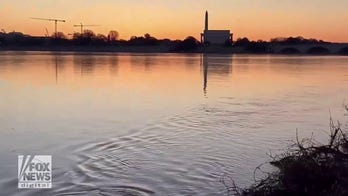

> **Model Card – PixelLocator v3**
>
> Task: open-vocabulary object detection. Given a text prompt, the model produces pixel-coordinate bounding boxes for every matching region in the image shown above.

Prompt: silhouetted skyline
[1,0,348,42]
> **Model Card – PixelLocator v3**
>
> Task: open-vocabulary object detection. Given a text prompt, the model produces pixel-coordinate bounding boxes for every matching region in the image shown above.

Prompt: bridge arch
[306,46,330,55]
[338,47,348,55]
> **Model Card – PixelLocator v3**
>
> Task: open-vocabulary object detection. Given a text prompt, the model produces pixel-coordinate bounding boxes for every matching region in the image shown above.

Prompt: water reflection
[108,55,119,75]
[52,54,67,84]
[1,52,348,195]
[0,51,27,70]
[203,58,208,95]
[70,54,121,77]
[73,55,97,76]
[184,54,200,67]
[130,54,158,71]
[201,54,233,95]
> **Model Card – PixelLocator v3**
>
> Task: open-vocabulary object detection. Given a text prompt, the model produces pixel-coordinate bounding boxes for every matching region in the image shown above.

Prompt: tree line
[0,30,202,52]
[0,30,335,53]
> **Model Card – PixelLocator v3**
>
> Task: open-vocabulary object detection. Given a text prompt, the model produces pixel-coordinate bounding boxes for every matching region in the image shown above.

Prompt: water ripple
[58,102,280,195]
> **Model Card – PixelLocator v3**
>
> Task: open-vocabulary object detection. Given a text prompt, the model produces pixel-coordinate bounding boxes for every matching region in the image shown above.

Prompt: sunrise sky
[0,0,347,42]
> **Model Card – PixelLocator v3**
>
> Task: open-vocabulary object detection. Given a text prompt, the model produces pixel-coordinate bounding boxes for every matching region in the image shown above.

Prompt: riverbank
[2,33,348,55]
[1,44,348,55]
[227,117,348,196]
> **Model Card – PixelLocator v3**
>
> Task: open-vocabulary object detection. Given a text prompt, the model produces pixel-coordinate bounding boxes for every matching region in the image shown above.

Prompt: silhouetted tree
[52,32,66,39]
[144,33,158,45]
[246,40,269,53]
[6,32,25,41]
[233,37,250,47]
[144,33,151,40]
[270,36,327,45]
[82,30,95,39]
[232,37,270,53]
[74,30,95,45]
[108,30,119,42]
[128,35,145,45]
[127,34,159,46]
[72,32,82,40]
[270,37,287,43]
[173,36,200,52]
[92,34,108,45]
[2,32,27,46]
[130,36,138,40]
[71,30,95,46]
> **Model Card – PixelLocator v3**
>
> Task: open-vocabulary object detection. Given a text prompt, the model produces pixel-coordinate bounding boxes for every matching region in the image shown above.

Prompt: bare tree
[52,32,66,39]
[108,30,119,42]
[96,34,107,42]
[82,29,95,39]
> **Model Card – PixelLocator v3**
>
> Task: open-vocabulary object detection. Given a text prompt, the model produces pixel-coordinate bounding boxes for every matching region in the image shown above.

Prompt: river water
[0,52,347,195]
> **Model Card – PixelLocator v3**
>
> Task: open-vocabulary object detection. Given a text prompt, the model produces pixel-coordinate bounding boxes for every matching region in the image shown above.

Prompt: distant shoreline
[2,32,348,55]
[1,44,348,55]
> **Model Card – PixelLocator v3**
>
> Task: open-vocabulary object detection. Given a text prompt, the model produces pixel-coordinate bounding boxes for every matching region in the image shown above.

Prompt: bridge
[271,43,348,55]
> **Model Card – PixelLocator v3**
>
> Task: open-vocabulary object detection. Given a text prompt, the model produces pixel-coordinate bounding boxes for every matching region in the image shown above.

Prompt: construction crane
[73,23,99,34]
[31,17,66,38]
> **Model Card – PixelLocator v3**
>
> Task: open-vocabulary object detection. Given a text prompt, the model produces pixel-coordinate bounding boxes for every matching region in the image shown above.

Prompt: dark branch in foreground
[223,110,348,196]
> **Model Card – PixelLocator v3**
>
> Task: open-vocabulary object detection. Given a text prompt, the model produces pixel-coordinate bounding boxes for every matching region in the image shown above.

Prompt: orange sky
[0,0,348,42]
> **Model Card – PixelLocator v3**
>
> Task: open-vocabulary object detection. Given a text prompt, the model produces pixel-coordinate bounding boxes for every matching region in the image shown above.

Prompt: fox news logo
[18,155,52,189]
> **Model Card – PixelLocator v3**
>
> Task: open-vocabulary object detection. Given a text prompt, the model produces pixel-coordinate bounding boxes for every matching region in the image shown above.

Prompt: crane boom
[31,17,66,38]
[73,23,100,34]
[31,17,65,22]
